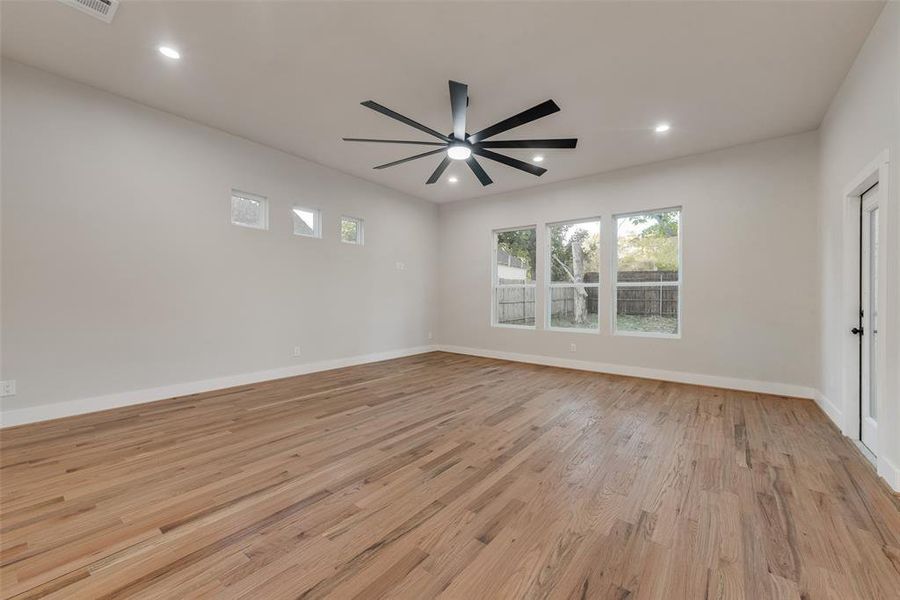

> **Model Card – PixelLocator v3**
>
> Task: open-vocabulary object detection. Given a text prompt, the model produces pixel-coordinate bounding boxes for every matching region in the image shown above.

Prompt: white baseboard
[439,345,900,492]
[436,345,816,399]
[5,344,897,493]
[813,390,899,493]
[813,390,844,429]
[0,345,437,428]
[878,456,900,493]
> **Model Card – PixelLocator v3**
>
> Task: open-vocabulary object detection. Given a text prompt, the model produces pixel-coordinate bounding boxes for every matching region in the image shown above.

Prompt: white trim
[491,322,536,331]
[613,281,678,288]
[853,440,876,467]
[545,326,601,335]
[436,344,815,399]
[860,188,879,451]
[615,330,682,340]
[812,392,898,493]
[813,390,844,428]
[877,455,900,492]
[493,224,538,234]
[545,216,604,229]
[842,150,887,199]
[614,205,682,220]
[839,150,890,453]
[291,205,322,239]
[0,345,437,428]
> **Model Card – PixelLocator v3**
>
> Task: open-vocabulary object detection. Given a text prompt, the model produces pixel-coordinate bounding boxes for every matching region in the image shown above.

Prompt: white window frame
[231,189,269,230]
[491,226,537,329]
[340,216,364,245]
[545,217,602,334]
[292,206,322,239]
[612,206,682,339]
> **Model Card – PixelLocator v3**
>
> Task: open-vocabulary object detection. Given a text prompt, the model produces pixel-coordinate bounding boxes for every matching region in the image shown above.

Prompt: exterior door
[859,183,880,453]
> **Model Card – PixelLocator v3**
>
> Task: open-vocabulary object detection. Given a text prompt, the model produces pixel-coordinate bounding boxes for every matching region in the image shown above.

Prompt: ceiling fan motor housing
[343,80,577,186]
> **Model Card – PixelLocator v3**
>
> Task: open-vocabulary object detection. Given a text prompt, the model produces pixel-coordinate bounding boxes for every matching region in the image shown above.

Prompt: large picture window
[546,219,600,331]
[492,227,536,327]
[615,208,681,336]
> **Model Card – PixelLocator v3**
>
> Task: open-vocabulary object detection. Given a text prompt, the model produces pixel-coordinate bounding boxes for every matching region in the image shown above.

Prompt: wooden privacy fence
[616,271,678,317]
[549,287,599,318]
[616,286,678,316]
[497,272,678,323]
[547,287,677,317]
[495,286,536,325]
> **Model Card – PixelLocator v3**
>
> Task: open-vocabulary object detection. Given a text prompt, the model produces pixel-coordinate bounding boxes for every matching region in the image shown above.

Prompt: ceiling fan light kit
[447,144,472,160]
[343,80,577,186]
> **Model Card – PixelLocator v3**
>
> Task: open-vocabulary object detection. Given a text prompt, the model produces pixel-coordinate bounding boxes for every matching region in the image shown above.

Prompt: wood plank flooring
[1,352,899,599]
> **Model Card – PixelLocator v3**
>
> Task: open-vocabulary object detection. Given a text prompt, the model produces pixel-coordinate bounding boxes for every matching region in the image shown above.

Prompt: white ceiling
[0,1,884,202]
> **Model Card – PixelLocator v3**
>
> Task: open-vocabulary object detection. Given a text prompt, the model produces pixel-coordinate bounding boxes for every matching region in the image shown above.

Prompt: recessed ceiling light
[533,155,544,163]
[654,123,671,133]
[447,144,472,160]
[158,46,181,60]
[448,176,459,184]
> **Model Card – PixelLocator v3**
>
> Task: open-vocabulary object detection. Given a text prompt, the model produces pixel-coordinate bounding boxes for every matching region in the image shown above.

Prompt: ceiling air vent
[57,0,119,23]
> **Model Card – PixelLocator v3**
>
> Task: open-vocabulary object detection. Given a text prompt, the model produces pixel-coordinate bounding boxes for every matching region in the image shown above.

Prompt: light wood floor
[1,352,898,599]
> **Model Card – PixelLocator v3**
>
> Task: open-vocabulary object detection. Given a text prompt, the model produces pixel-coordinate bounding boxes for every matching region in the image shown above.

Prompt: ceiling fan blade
[373,148,446,170]
[426,156,452,184]
[467,100,560,143]
[361,101,449,142]
[476,138,577,149]
[474,148,547,176]
[465,156,493,186]
[449,80,468,141]
[343,137,446,146]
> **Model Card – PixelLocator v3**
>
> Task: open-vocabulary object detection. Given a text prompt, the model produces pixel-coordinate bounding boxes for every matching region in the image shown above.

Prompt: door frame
[860,186,879,452]
[841,150,889,469]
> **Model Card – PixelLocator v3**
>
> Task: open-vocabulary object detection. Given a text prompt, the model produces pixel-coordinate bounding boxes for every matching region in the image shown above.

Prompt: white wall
[0,60,438,418]
[818,3,900,488]
[438,132,820,394]
[2,6,897,494]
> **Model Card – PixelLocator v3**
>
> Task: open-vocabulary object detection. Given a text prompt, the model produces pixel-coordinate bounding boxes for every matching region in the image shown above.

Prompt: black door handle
[851,327,863,335]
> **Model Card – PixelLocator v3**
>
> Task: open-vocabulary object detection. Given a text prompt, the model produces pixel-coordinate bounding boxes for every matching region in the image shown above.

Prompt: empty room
[1,1,899,598]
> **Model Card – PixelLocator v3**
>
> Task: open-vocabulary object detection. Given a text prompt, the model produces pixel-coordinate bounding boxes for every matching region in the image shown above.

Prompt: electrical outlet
[569,344,577,353]
[427,331,433,340]
[395,261,406,271]
[0,380,16,397]
[292,346,302,357]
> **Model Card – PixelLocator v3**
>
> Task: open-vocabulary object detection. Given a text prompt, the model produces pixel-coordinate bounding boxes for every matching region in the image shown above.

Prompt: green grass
[616,314,678,334]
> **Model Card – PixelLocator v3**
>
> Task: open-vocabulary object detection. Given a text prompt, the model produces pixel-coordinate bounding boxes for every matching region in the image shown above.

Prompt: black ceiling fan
[343,80,577,186]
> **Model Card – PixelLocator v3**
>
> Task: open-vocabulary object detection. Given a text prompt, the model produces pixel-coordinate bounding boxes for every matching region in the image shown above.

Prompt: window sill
[545,326,601,335]
[614,330,681,340]
[492,323,537,330]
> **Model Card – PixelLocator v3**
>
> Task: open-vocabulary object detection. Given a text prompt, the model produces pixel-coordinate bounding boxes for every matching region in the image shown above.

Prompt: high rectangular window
[546,219,601,331]
[231,190,268,230]
[614,208,681,336]
[341,216,364,245]
[292,206,321,238]
[492,227,536,327]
